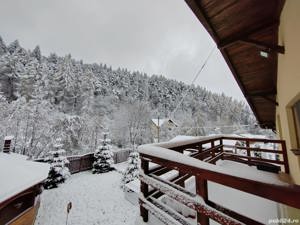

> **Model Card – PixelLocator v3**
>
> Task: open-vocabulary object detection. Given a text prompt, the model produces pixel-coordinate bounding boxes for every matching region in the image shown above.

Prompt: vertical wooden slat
[281,140,289,173]
[220,139,224,160]
[246,140,251,165]
[140,159,149,222]
[196,176,209,225]
[211,141,215,157]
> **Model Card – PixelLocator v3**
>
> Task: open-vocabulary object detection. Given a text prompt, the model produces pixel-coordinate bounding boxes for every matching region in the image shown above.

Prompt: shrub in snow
[44,139,70,189]
[92,133,114,173]
[121,151,139,189]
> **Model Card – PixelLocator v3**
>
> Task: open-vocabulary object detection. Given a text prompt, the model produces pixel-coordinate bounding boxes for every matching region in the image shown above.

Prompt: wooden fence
[36,149,132,174]
[113,149,132,164]
[67,153,94,174]
[67,149,132,174]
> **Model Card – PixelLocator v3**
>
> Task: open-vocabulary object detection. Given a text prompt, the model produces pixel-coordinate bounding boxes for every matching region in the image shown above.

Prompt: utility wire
[170,46,216,118]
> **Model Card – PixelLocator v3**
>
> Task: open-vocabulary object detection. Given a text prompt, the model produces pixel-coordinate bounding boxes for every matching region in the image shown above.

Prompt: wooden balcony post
[196,176,209,225]
[281,141,289,173]
[211,141,215,157]
[246,140,251,165]
[199,144,203,160]
[140,159,149,222]
[220,138,224,160]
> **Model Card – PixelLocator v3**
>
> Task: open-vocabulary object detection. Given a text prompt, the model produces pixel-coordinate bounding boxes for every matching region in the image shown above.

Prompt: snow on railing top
[138,135,286,186]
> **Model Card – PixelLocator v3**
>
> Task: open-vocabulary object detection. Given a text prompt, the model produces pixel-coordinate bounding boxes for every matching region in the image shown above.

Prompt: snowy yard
[35,169,138,225]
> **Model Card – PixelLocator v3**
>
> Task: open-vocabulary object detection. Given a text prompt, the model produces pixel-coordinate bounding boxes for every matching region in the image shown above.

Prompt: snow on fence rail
[138,135,300,225]
[35,149,132,174]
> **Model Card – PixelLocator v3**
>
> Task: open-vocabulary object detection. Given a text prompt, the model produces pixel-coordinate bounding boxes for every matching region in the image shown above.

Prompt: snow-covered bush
[121,151,139,189]
[44,139,70,189]
[92,133,114,173]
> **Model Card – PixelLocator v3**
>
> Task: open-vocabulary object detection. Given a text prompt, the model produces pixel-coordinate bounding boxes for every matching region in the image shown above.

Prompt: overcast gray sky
[0,0,245,100]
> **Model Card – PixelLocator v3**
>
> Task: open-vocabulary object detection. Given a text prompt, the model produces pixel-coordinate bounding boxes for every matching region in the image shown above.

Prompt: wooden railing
[138,135,300,225]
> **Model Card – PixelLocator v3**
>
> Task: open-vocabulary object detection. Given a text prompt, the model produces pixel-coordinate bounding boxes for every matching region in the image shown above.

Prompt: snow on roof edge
[4,135,14,140]
[0,153,50,203]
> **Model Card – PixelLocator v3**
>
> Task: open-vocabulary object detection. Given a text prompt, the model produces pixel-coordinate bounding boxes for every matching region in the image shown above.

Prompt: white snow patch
[35,171,138,225]
[169,135,198,142]
[4,135,14,140]
[0,153,50,203]
[151,118,167,127]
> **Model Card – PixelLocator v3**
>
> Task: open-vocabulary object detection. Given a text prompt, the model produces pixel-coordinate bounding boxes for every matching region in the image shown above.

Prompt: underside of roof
[185,0,285,129]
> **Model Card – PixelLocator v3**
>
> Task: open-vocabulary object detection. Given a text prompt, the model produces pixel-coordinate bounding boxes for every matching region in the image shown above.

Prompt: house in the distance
[151,118,178,142]
[0,142,49,225]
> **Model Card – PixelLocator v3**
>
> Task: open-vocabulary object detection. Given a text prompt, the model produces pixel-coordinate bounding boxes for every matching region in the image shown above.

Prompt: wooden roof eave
[185,0,284,129]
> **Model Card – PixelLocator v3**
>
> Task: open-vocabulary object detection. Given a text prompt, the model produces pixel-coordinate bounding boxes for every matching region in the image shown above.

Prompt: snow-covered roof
[151,118,178,127]
[0,153,50,203]
[4,135,14,140]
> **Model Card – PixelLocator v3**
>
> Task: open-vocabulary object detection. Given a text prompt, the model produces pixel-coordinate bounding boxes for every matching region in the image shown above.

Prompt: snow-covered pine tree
[44,138,70,189]
[7,40,20,54]
[121,151,139,189]
[31,45,42,62]
[0,36,7,56]
[92,132,114,173]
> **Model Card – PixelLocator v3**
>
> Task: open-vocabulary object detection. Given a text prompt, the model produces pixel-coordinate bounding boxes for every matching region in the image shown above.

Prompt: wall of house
[277,0,300,184]
[277,0,300,220]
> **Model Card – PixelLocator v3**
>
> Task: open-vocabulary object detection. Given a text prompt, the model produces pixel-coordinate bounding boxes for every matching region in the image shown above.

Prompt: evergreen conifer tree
[121,151,139,189]
[0,36,7,55]
[92,132,114,173]
[44,138,70,189]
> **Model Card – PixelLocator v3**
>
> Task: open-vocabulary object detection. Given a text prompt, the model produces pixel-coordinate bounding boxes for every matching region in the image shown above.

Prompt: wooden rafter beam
[247,89,277,97]
[184,0,281,130]
[246,89,278,106]
[218,20,281,50]
[239,39,284,54]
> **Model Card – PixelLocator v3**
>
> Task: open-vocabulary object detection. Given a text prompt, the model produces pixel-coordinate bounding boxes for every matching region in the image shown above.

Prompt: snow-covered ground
[35,170,138,225]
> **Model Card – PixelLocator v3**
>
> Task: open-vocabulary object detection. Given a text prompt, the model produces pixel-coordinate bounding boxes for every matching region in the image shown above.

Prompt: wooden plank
[224,152,285,165]
[218,20,279,49]
[10,205,37,225]
[140,160,149,222]
[281,141,289,173]
[140,173,242,225]
[246,140,251,165]
[222,136,284,144]
[196,176,209,225]
[207,200,263,225]
[206,152,224,164]
[233,145,283,154]
[140,153,300,209]
[184,0,285,129]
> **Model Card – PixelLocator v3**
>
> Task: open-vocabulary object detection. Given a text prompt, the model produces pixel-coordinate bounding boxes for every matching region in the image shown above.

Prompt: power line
[170,46,216,118]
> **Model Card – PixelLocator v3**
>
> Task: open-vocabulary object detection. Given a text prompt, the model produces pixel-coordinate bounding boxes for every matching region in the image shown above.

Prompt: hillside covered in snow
[0,36,260,158]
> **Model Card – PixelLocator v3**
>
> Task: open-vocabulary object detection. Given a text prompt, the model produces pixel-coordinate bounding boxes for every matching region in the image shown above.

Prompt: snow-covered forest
[0,36,259,158]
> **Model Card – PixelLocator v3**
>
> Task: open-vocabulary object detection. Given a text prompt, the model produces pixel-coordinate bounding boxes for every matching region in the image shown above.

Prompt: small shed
[3,136,14,153]
[0,153,50,225]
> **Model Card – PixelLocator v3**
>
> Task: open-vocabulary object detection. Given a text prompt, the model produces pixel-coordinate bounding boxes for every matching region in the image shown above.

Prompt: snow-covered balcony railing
[138,135,300,225]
